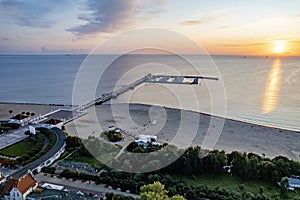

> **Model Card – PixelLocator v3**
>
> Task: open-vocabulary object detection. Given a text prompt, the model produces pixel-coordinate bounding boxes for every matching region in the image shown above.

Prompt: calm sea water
[0,54,299,132]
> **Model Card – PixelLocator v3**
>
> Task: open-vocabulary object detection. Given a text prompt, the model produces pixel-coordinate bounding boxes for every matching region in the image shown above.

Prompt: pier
[145,75,218,84]
[80,73,218,109]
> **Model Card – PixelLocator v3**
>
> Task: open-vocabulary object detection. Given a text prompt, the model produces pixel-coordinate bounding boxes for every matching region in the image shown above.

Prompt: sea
[0,54,299,132]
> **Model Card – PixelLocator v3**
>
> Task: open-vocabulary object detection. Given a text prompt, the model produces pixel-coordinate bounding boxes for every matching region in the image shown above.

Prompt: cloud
[181,19,216,26]
[220,25,230,29]
[40,46,88,54]
[0,0,71,28]
[67,0,166,36]
[220,42,267,47]
[67,0,140,36]
[0,36,11,41]
[181,8,234,26]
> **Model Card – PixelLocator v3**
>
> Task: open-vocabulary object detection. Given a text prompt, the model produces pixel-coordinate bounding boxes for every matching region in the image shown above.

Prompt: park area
[0,138,37,157]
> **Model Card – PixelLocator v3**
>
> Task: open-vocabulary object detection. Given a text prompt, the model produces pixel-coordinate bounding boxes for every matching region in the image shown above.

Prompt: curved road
[11,127,66,179]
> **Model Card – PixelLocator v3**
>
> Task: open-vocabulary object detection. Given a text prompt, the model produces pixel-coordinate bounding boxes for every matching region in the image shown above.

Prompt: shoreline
[1,102,300,161]
[0,102,71,121]
[132,103,300,134]
[66,103,300,161]
[1,101,299,133]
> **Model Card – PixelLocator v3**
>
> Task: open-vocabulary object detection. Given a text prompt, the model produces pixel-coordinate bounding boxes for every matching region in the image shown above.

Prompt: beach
[66,103,300,162]
[1,102,299,162]
[0,103,70,120]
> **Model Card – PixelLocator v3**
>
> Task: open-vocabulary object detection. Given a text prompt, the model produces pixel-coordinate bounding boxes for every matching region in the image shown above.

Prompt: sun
[273,40,286,54]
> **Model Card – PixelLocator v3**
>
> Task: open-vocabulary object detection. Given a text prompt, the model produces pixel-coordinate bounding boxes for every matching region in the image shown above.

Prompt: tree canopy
[140,182,186,200]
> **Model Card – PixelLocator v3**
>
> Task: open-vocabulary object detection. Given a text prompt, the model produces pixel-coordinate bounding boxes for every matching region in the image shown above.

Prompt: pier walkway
[80,73,218,109]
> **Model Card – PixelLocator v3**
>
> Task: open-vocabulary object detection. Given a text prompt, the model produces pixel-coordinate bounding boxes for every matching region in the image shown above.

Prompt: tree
[279,177,289,194]
[26,112,30,116]
[105,192,114,200]
[140,182,186,200]
[30,112,35,117]
[8,110,13,115]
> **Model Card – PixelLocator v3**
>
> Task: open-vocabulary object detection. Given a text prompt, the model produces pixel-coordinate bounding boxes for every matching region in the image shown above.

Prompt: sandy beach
[66,103,300,162]
[0,103,70,120]
[1,102,299,161]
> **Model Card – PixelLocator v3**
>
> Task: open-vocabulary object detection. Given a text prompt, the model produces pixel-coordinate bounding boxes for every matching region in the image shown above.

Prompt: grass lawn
[177,173,283,197]
[0,139,34,157]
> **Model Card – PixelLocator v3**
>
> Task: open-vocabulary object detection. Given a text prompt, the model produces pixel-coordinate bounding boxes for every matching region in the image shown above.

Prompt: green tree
[279,176,289,198]
[140,182,186,200]
[105,192,114,200]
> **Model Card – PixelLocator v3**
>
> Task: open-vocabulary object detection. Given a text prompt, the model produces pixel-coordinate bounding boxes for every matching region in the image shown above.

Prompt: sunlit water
[0,55,299,132]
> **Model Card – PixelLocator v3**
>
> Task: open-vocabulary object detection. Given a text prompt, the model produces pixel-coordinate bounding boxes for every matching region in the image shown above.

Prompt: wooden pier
[80,73,218,109]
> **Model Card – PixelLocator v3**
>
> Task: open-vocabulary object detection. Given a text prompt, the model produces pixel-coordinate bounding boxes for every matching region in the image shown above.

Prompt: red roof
[10,114,29,120]
[2,174,37,196]
[44,118,62,125]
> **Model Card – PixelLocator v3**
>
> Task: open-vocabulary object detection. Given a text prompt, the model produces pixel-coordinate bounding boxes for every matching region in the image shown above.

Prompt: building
[1,173,37,200]
[8,114,29,126]
[40,183,64,191]
[41,118,63,129]
[0,170,5,184]
[288,177,300,190]
[135,134,159,147]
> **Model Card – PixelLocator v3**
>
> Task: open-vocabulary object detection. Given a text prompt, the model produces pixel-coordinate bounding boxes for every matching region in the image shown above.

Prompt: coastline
[1,102,299,161]
[66,103,300,162]
[0,102,71,120]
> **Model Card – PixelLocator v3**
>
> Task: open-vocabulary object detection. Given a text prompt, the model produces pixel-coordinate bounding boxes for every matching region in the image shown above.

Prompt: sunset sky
[1,0,300,55]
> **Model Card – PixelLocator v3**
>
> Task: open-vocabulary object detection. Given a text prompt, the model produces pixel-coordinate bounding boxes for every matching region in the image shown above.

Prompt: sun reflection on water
[262,59,281,114]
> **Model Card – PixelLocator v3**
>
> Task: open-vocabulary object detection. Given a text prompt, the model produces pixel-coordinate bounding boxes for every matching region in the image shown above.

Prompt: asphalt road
[11,127,66,179]
[35,173,140,199]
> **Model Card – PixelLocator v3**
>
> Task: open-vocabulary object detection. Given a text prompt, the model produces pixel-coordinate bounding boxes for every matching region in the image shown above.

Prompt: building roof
[2,174,37,196]
[289,178,300,188]
[10,114,29,120]
[41,183,64,191]
[44,118,62,125]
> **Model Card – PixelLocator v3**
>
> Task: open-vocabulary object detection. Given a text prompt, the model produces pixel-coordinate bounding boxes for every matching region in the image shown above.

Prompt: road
[11,127,66,179]
[35,173,140,199]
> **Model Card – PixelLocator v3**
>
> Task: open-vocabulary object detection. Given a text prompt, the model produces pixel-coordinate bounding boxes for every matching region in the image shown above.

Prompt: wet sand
[66,103,300,162]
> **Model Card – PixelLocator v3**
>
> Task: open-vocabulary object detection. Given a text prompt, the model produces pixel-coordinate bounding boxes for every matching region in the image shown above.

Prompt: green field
[177,173,299,199]
[0,139,34,157]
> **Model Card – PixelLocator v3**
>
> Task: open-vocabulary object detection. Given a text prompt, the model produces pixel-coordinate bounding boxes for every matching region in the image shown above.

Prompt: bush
[103,130,122,142]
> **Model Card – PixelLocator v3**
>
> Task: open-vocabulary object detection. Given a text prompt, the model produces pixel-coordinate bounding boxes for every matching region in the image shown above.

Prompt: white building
[135,134,159,147]
[8,114,30,126]
[0,170,5,184]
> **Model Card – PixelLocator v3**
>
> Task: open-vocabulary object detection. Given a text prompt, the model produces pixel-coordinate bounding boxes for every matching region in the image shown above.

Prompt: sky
[0,0,300,55]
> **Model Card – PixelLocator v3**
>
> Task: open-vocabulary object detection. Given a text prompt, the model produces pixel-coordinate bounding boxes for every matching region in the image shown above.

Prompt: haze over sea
[0,54,299,132]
